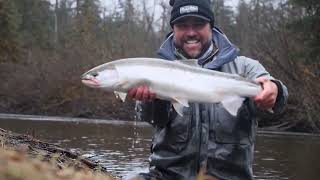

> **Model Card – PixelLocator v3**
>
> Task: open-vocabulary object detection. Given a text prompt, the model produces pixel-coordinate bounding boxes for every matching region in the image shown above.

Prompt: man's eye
[176,23,188,29]
[194,23,206,27]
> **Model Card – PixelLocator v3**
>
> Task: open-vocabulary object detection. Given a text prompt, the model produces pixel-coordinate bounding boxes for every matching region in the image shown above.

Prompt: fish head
[81,65,119,90]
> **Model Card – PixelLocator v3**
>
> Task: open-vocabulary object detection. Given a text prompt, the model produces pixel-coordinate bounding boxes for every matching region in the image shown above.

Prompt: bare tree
[54,0,59,45]
[158,0,171,38]
[141,0,155,35]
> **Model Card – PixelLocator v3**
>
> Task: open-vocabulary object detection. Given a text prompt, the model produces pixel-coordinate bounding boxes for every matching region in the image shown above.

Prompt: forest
[0,0,319,132]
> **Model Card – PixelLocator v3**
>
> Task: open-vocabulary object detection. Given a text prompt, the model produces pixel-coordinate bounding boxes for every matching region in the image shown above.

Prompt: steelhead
[81,58,262,116]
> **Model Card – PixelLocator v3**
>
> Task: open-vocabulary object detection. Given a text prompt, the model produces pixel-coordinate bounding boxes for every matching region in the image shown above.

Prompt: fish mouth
[81,76,101,88]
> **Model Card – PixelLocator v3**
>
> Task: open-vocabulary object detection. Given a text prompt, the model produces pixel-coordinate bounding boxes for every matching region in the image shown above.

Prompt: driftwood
[0,128,113,176]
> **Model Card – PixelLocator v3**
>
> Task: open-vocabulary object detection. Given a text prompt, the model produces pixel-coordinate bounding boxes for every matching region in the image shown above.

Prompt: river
[0,115,319,180]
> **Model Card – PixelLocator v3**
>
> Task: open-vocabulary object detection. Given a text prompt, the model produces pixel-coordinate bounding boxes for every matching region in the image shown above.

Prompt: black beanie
[170,0,214,27]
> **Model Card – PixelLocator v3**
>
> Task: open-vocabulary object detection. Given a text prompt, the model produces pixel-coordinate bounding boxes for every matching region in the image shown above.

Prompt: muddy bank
[0,128,118,180]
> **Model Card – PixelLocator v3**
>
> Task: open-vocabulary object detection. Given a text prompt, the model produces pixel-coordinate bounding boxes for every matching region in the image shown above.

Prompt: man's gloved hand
[253,77,278,110]
[127,85,156,102]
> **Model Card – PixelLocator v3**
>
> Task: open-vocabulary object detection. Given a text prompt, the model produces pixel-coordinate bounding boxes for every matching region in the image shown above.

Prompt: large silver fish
[81,58,262,116]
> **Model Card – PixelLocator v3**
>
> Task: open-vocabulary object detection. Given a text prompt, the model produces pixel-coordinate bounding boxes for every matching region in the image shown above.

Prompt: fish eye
[92,72,99,77]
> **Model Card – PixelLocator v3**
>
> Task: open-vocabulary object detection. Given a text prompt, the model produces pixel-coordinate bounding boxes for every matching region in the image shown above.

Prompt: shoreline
[0,128,118,180]
[1,113,319,137]
[0,113,149,127]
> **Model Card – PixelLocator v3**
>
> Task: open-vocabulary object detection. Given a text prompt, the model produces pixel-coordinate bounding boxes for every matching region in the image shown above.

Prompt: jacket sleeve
[135,99,171,127]
[241,57,288,114]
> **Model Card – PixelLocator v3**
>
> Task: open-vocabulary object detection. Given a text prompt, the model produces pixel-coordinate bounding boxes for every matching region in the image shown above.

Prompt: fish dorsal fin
[172,102,184,116]
[174,59,199,67]
[114,91,127,102]
[221,96,245,116]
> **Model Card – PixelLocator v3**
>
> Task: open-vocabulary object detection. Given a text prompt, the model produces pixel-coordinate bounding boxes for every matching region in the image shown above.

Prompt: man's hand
[127,85,156,102]
[253,77,278,110]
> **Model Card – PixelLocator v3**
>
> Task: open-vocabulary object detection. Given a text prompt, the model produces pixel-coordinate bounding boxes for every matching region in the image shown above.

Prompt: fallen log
[0,128,117,179]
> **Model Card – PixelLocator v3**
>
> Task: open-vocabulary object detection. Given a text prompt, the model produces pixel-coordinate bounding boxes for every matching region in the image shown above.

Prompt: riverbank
[1,113,320,137]
[0,127,220,180]
[0,113,149,127]
[0,128,118,180]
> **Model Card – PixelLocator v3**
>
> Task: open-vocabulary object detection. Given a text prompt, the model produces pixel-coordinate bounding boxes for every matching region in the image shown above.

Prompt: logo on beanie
[180,5,198,14]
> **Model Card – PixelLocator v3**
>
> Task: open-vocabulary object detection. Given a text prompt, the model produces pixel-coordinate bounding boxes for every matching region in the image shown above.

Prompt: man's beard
[174,40,212,59]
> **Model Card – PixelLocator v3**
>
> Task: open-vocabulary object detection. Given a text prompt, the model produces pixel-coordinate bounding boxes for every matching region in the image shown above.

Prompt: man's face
[173,17,212,59]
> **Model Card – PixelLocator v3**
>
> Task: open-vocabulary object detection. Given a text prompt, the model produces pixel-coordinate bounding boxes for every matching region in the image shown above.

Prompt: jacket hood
[157,27,239,69]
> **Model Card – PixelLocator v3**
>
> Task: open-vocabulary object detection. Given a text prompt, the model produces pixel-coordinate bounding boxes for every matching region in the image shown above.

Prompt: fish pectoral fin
[114,91,127,102]
[172,102,184,117]
[172,97,189,107]
[221,96,245,116]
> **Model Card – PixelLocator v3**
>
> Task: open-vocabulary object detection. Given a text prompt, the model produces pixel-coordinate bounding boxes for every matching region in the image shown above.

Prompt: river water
[0,117,319,180]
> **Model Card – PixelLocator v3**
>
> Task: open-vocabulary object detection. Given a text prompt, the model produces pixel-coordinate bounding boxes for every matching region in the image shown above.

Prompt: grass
[0,148,117,180]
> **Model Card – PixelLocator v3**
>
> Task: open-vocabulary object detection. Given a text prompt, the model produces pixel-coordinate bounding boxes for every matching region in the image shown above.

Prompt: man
[127,0,288,179]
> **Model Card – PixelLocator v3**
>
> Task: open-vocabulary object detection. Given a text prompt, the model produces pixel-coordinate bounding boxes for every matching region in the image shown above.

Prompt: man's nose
[185,26,197,36]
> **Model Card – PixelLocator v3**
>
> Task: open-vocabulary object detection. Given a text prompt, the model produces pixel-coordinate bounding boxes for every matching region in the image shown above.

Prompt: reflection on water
[1,118,320,180]
[0,119,152,177]
[254,134,320,180]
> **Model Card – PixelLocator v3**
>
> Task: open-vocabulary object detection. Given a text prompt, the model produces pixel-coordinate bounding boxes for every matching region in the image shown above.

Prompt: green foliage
[13,0,55,49]
[55,0,73,46]
[0,0,21,62]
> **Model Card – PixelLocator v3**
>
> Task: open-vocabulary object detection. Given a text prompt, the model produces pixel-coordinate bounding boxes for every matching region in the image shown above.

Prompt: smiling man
[126,0,288,180]
[172,16,213,59]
